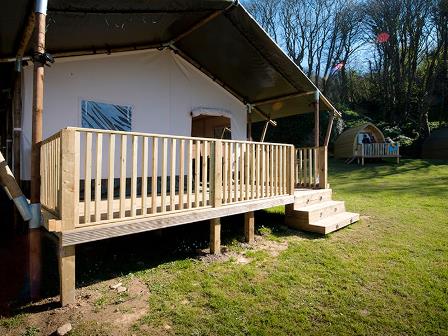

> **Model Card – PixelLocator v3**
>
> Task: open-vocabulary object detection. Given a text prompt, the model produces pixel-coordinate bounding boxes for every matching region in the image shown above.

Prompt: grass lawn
[1,159,447,335]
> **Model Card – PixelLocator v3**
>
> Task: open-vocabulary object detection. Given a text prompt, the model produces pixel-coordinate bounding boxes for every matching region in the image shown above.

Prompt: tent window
[81,100,132,131]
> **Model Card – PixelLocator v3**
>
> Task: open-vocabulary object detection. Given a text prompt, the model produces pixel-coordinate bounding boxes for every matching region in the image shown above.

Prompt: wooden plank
[270,145,274,196]
[61,195,295,246]
[119,135,127,218]
[318,146,328,189]
[107,134,115,220]
[95,133,103,222]
[240,143,245,201]
[261,145,266,198]
[303,149,307,187]
[161,138,168,212]
[279,146,283,195]
[195,140,200,207]
[308,148,313,188]
[222,142,228,203]
[141,137,148,215]
[288,146,295,195]
[255,144,260,199]
[202,140,208,207]
[170,139,177,211]
[179,140,185,210]
[244,211,255,244]
[228,142,233,202]
[251,143,256,199]
[313,147,318,188]
[84,132,92,224]
[234,143,239,202]
[151,137,158,214]
[59,244,75,306]
[210,218,221,254]
[283,146,287,193]
[275,145,279,195]
[187,140,193,209]
[131,136,138,217]
[60,129,80,229]
[245,143,250,200]
[211,140,223,207]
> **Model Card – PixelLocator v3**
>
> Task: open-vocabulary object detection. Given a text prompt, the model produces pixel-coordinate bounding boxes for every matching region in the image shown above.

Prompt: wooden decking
[39,127,334,306]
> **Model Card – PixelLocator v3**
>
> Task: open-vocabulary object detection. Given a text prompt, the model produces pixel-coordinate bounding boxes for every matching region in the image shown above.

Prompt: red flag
[377,32,390,43]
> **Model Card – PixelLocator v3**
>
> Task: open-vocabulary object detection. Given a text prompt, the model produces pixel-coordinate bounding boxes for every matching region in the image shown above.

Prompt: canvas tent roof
[0,0,339,122]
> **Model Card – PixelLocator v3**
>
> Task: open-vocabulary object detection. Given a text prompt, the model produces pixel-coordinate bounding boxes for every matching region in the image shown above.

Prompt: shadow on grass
[6,208,315,313]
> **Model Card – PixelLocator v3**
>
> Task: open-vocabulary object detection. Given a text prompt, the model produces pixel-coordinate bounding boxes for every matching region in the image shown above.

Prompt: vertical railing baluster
[130,136,138,217]
[95,133,103,222]
[119,134,127,218]
[107,134,115,220]
[151,137,158,214]
[141,136,148,215]
[84,132,92,223]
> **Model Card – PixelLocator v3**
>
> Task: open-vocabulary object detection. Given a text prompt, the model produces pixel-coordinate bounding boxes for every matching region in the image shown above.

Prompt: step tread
[311,211,359,227]
[295,200,344,212]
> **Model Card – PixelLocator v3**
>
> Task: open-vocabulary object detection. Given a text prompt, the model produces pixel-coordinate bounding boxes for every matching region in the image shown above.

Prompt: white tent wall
[20,49,247,180]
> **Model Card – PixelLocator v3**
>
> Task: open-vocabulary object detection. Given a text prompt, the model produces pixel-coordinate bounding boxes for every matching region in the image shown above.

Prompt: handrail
[66,127,294,148]
[295,146,328,189]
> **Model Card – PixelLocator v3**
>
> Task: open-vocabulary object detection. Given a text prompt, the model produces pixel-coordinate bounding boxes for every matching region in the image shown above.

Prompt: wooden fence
[358,143,400,158]
[295,146,328,189]
[40,128,296,230]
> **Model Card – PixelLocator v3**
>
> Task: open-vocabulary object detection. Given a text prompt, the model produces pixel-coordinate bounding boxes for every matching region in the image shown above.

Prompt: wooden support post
[210,218,221,254]
[58,128,79,306]
[59,244,75,306]
[28,7,46,302]
[30,12,46,206]
[314,91,320,147]
[244,211,255,243]
[324,113,335,147]
[318,146,328,189]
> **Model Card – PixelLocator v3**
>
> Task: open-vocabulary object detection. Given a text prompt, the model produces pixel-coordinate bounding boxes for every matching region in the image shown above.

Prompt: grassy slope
[2,159,447,335]
[130,159,448,335]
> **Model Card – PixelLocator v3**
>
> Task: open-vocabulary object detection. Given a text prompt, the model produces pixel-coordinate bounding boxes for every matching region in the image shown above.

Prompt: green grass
[2,159,447,335]
[128,159,448,335]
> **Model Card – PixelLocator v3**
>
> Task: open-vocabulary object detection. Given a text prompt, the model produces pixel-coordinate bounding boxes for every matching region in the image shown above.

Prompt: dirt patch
[1,278,150,336]
[255,237,289,257]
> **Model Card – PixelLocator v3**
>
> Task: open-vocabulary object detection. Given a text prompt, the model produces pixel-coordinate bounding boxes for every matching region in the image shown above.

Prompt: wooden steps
[286,189,359,234]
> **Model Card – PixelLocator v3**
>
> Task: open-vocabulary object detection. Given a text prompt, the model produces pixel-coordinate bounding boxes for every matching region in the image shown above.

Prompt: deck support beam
[59,244,75,306]
[244,211,255,243]
[210,218,221,254]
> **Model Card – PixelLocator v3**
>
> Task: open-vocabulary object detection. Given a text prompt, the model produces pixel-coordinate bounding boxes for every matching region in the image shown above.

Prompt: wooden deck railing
[295,146,328,189]
[357,143,400,158]
[41,131,62,217]
[41,128,296,230]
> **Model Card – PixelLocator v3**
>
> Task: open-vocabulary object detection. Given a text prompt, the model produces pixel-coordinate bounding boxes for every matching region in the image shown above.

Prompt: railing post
[288,146,295,194]
[210,140,223,207]
[318,146,328,189]
[58,128,79,306]
[60,128,79,229]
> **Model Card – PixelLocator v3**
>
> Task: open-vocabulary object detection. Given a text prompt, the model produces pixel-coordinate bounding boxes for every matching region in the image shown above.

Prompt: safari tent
[334,123,400,165]
[422,128,448,160]
[0,0,359,306]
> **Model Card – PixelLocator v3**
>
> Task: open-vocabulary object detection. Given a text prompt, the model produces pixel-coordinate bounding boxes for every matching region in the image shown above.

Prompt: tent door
[191,115,231,139]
